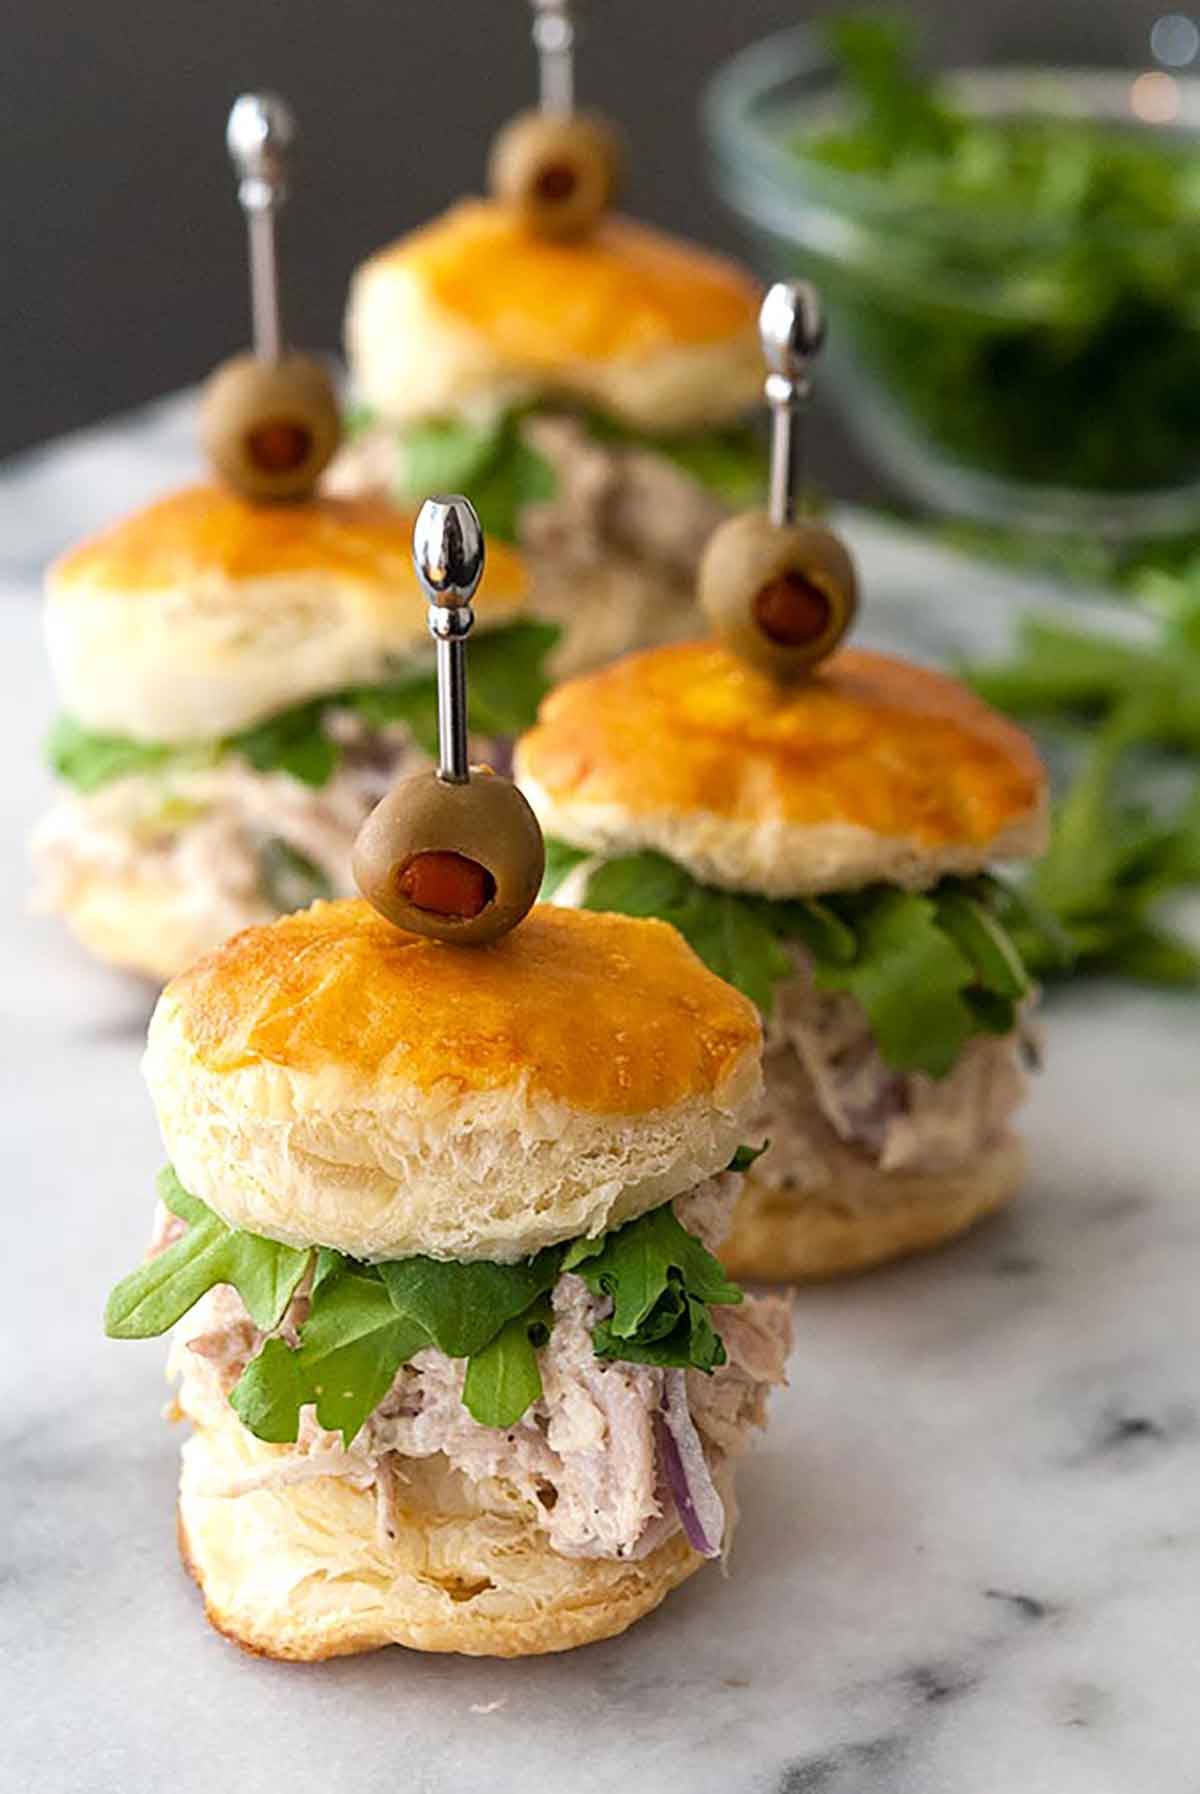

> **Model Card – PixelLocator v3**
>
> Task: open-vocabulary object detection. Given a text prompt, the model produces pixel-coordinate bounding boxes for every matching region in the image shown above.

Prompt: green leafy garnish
[1016,713,1200,986]
[578,410,766,508]
[967,609,1200,987]
[48,621,558,794]
[540,836,591,899]
[47,716,173,792]
[789,12,1200,495]
[104,1169,311,1339]
[573,845,1035,1070]
[376,1249,564,1360]
[391,411,557,542]
[383,403,766,530]
[231,1260,429,1446]
[109,1170,747,1445]
[563,1206,741,1373]
[728,1142,768,1173]
[230,701,338,787]
[582,851,793,1014]
[461,1298,554,1428]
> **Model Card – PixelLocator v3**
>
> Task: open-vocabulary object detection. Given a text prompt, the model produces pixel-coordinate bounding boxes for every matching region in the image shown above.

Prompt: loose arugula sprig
[966,609,1200,988]
[566,847,1038,1077]
[106,1173,745,1444]
[48,620,559,794]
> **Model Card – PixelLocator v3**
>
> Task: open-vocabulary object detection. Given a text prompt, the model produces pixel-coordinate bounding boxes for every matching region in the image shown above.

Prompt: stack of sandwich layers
[33,486,548,979]
[518,639,1050,1279]
[335,201,767,676]
[108,903,791,1659]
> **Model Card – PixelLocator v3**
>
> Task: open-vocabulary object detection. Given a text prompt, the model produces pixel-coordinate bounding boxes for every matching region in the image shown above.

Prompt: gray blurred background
[2,0,1169,492]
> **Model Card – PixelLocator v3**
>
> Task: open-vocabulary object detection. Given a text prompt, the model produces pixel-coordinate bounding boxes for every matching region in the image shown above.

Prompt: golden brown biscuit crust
[719,1138,1024,1281]
[50,482,526,613]
[168,900,760,1118]
[360,200,761,364]
[521,641,1046,857]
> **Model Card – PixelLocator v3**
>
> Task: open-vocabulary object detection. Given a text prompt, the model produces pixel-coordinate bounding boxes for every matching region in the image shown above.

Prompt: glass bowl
[704,28,1200,537]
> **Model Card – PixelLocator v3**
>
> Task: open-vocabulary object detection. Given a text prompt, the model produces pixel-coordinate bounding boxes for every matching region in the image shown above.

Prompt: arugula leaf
[461,1298,554,1428]
[377,1248,563,1359]
[966,619,1200,752]
[230,1260,429,1447]
[593,1292,726,1372]
[104,1169,311,1339]
[583,851,793,1014]
[459,620,560,739]
[1015,710,1200,986]
[113,1167,751,1443]
[391,412,556,543]
[50,623,558,794]
[342,672,441,758]
[574,850,1036,1072]
[813,889,978,1078]
[819,10,956,160]
[728,1141,769,1173]
[541,835,591,898]
[563,1205,741,1375]
[396,414,509,495]
[229,701,338,787]
[933,886,1032,1002]
[345,621,559,758]
[46,715,176,792]
[578,409,766,508]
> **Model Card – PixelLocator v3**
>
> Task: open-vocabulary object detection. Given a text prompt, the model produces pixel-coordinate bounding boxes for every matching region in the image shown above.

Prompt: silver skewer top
[226,92,294,364]
[759,279,825,528]
[531,0,575,114]
[413,496,485,785]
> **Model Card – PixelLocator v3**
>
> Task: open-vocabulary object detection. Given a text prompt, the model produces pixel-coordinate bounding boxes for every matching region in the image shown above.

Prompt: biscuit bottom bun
[177,1407,721,1661]
[720,1136,1024,1282]
[46,862,232,986]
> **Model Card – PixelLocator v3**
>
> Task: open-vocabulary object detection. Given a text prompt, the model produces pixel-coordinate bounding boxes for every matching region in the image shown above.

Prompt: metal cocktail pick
[531,0,575,114]
[226,93,294,364]
[759,279,826,529]
[412,496,486,785]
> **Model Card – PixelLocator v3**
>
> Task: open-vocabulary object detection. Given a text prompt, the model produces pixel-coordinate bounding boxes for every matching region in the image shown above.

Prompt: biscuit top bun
[46,483,530,743]
[517,641,1048,898]
[144,901,762,1262]
[346,200,763,434]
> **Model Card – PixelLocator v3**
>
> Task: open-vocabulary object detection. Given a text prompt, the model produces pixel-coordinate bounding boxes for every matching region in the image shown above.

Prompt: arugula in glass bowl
[705,11,1200,535]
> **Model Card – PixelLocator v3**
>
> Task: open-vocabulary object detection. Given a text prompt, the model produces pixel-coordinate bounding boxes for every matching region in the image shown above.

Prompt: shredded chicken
[33,715,500,943]
[519,415,729,583]
[172,1175,791,1561]
[329,413,731,675]
[750,947,1030,1201]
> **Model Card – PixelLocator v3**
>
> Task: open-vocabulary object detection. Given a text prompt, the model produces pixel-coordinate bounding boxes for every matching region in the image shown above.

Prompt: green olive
[487,108,622,240]
[352,765,545,946]
[698,512,858,680]
[199,352,341,502]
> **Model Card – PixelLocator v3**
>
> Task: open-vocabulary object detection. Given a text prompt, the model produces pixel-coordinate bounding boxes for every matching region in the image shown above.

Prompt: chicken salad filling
[110,1169,791,1564]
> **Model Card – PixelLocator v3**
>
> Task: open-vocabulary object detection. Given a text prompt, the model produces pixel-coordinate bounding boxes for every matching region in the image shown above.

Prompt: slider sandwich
[516,285,1051,1281]
[104,498,790,1660]
[33,488,541,981]
[333,11,764,676]
[33,95,554,983]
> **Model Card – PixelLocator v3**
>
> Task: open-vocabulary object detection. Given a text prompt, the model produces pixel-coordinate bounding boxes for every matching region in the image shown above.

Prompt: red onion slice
[654,1369,725,1559]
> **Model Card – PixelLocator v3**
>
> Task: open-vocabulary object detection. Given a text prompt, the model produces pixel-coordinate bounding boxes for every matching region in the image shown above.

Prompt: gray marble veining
[1,398,1197,1794]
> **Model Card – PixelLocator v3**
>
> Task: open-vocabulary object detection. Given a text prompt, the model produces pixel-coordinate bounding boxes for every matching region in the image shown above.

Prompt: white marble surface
[2,399,1198,1794]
